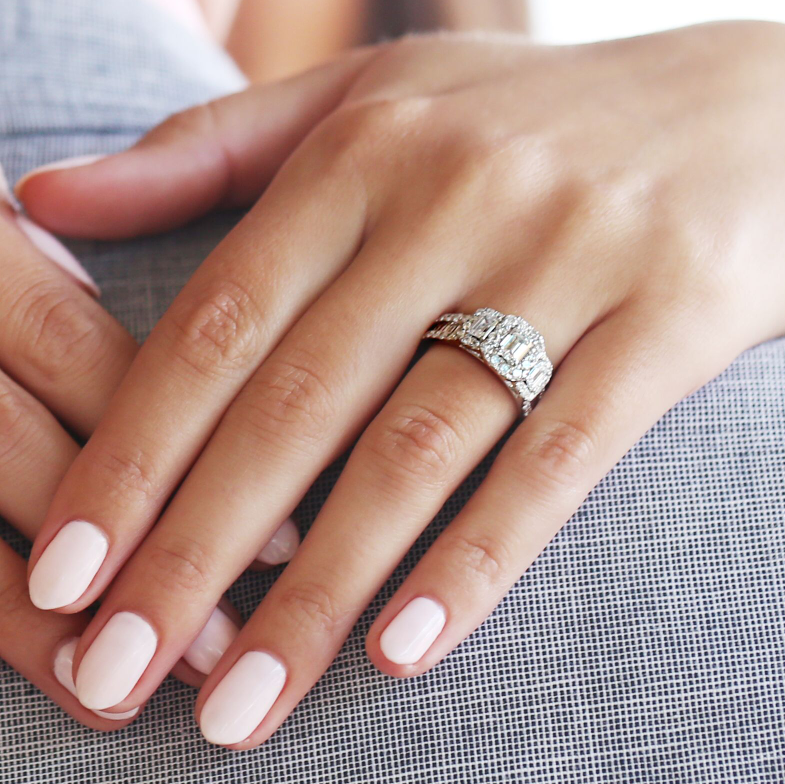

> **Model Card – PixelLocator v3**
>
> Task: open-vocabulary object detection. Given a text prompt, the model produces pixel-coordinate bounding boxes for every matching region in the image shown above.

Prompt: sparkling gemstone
[469,314,498,339]
[499,362,510,374]
[500,332,532,361]
[515,382,535,401]
[490,354,502,366]
[527,362,549,394]
[512,367,524,380]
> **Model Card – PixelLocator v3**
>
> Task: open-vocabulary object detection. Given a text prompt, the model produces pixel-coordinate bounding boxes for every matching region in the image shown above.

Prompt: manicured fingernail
[76,612,157,710]
[256,518,300,565]
[29,521,108,610]
[199,651,286,746]
[0,164,21,210]
[183,607,239,675]
[15,214,100,296]
[54,638,139,721]
[379,597,446,665]
[14,153,107,197]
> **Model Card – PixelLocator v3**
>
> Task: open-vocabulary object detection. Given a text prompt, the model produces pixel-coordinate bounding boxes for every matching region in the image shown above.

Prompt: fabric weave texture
[0,2,783,782]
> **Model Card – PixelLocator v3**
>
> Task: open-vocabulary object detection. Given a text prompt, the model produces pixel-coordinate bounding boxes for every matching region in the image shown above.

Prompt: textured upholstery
[1,2,783,781]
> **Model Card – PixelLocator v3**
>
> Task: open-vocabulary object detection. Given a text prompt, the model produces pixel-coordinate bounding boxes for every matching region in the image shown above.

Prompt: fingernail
[183,607,239,675]
[76,612,157,710]
[15,214,100,296]
[14,153,107,197]
[199,651,286,746]
[53,638,139,721]
[256,518,300,565]
[0,164,21,210]
[29,521,108,610]
[379,597,446,665]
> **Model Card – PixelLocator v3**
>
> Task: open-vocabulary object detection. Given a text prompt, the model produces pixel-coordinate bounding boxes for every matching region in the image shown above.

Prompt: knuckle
[319,96,433,158]
[14,281,104,384]
[232,350,335,447]
[167,279,265,379]
[146,536,214,596]
[443,530,509,587]
[366,403,464,490]
[86,441,161,510]
[276,581,348,636]
[524,419,597,491]
[458,134,562,201]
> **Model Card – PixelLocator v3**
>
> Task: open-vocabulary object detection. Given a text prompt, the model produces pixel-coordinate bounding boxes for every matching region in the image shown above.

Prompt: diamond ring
[423,307,554,417]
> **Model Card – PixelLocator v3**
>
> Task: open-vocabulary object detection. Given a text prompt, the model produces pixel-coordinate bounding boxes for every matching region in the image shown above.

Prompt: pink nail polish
[379,597,446,665]
[75,612,157,710]
[53,638,139,721]
[15,214,100,296]
[14,153,107,197]
[183,607,239,675]
[199,651,286,745]
[256,518,300,565]
[29,520,108,610]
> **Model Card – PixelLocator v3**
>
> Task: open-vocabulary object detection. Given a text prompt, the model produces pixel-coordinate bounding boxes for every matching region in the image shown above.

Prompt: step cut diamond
[500,332,532,362]
[527,362,549,394]
[469,314,498,339]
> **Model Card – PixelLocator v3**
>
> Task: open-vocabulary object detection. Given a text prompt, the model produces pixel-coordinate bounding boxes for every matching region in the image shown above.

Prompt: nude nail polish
[29,521,108,610]
[183,607,239,675]
[199,651,286,746]
[256,518,300,565]
[75,612,157,710]
[14,153,107,197]
[15,214,100,295]
[0,164,21,210]
[53,638,138,721]
[379,597,446,665]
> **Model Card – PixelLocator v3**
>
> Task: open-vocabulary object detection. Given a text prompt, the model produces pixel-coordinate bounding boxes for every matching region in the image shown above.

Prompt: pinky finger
[366,300,735,675]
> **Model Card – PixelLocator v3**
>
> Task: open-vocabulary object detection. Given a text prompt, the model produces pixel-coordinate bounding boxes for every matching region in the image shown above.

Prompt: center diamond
[500,332,531,362]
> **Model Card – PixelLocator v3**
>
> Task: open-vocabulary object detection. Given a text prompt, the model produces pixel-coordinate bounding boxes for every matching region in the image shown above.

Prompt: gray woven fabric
[1,2,784,782]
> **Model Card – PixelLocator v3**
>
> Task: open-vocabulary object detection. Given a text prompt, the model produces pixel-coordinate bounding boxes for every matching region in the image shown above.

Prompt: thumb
[15,48,376,240]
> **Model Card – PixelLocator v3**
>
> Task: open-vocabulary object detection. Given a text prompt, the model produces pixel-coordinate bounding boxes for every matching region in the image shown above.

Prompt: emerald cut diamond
[469,314,498,339]
[500,332,531,362]
[527,361,550,394]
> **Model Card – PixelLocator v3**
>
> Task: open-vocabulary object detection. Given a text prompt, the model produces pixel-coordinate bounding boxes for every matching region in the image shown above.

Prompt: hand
[18,21,785,747]
[0,163,294,725]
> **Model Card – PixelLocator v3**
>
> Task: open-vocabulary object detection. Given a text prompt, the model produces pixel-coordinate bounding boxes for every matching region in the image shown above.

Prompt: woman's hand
[0,163,295,725]
[17,21,785,747]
